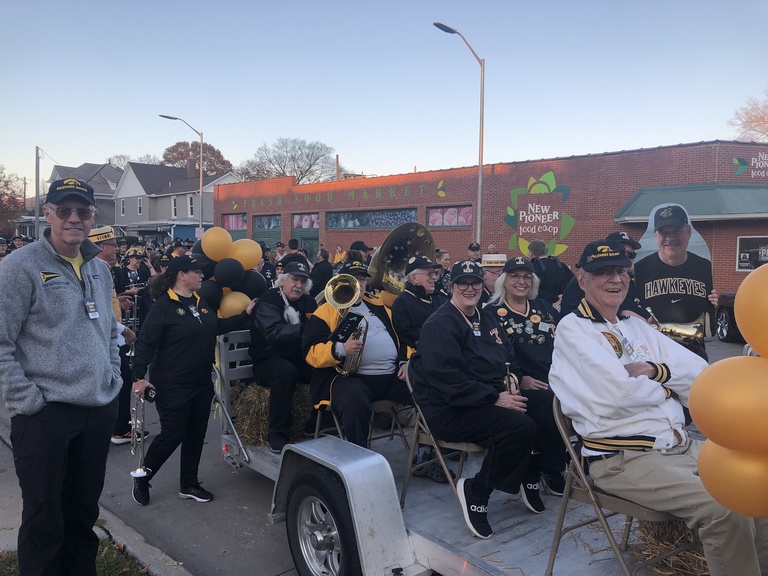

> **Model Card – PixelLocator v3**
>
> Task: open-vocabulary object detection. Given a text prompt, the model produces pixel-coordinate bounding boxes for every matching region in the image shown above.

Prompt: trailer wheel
[286,466,362,576]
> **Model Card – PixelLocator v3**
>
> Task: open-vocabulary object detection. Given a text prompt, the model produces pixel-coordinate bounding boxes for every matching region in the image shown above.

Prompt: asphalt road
[0,337,745,576]
[100,403,298,576]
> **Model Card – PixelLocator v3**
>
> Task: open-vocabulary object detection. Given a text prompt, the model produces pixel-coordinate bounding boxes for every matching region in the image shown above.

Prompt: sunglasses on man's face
[50,206,97,221]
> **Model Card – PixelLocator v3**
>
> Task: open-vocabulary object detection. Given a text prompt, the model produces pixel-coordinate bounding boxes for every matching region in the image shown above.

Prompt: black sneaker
[132,478,150,506]
[521,481,545,514]
[457,477,492,539]
[542,473,566,497]
[267,433,290,454]
[179,484,213,503]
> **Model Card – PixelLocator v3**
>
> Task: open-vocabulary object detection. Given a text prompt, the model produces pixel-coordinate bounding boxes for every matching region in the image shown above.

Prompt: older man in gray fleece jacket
[0,178,121,576]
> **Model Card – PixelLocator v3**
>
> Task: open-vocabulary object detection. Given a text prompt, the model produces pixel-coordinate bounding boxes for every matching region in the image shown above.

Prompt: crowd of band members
[7,185,762,576]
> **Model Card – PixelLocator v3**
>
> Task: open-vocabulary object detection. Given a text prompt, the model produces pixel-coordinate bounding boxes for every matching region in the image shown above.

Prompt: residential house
[13,162,123,237]
[47,163,124,225]
[113,160,239,244]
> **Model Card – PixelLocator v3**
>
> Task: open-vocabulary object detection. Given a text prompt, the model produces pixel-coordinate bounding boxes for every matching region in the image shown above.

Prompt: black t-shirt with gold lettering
[634,251,713,324]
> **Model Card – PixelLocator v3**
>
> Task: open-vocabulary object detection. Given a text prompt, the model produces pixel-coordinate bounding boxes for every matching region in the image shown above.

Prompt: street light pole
[433,22,485,246]
[159,114,205,237]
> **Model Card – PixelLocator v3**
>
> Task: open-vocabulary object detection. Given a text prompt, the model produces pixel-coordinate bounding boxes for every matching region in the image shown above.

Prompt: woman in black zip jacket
[131,255,257,506]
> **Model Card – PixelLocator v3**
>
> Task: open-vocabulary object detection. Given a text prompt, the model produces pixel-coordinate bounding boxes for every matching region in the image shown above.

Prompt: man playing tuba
[302,260,414,447]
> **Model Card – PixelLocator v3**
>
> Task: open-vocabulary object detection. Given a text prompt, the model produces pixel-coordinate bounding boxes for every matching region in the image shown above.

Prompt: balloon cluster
[690,264,768,517]
[192,228,267,317]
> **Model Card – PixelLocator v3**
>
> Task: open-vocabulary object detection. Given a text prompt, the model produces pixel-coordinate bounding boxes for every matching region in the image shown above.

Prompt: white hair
[487,271,540,306]
[274,272,313,296]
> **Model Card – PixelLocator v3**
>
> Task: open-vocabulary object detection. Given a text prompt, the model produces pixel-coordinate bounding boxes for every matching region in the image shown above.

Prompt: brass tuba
[367,222,435,307]
[325,274,369,376]
[650,311,707,352]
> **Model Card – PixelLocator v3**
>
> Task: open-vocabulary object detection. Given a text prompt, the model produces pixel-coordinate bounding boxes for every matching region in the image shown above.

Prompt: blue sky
[2,0,766,191]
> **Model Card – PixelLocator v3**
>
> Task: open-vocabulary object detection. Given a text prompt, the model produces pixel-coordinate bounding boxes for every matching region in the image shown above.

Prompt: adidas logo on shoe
[470,504,487,513]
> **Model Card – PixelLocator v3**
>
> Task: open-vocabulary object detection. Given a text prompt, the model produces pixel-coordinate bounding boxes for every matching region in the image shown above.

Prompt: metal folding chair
[400,360,485,508]
[545,396,697,576]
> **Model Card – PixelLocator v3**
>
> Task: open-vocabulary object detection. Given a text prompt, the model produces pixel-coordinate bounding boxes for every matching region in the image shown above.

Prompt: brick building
[215,140,768,292]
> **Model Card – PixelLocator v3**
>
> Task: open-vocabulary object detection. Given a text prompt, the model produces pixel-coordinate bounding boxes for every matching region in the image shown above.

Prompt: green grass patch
[0,539,150,576]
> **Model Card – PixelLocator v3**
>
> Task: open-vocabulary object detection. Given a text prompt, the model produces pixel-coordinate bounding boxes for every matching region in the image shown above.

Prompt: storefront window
[292,213,320,229]
[327,209,417,229]
[221,213,247,230]
[427,205,473,227]
[253,215,281,230]
[736,236,768,271]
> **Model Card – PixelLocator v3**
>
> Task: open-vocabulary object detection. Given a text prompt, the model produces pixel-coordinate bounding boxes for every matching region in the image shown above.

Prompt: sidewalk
[0,405,194,576]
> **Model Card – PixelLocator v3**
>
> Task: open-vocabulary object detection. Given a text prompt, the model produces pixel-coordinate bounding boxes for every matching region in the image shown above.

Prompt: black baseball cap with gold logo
[576,240,631,272]
[450,260,484,283]
[339,260,371,277]
[47,178,96,206]
[653,205,688,231]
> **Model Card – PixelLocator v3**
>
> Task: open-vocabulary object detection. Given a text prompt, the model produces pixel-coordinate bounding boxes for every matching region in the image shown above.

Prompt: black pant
[253,356,311,437]
[500,388,567,490]
[113,345,133,436]
[143,385,213,488]
[11,399,118,576]
[426,402,536,498]
[331,372,413,447]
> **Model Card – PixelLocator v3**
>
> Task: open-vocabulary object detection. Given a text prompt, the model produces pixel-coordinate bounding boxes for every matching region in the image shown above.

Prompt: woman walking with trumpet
[130,255,257,505]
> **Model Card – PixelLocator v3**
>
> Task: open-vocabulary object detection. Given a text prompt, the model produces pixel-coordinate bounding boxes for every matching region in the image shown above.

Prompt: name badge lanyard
[451,301,481,336]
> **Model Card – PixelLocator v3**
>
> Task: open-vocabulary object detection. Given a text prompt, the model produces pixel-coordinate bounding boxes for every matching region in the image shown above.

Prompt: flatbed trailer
[215,330,659,576]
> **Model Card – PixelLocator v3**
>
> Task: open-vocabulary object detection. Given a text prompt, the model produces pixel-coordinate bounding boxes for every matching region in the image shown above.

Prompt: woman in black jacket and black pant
[131,255,257,506]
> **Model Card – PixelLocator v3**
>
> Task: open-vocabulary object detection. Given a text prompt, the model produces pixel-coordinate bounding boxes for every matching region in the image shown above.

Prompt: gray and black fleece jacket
[0,228,121,416]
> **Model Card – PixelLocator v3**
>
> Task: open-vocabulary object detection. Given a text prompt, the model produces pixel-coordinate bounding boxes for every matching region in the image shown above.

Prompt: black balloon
[197,280,223,311]
[214,258,245,288]
[191,252,216,280]
[234,270,268,299]
[192,239,203,254]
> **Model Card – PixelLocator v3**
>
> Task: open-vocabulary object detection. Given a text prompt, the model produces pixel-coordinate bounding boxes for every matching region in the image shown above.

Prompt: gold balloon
[698,440,768,517]
[201,227,233,262]
[735,263,768,357]
[690,356,768,453]
[219,291,250,318]
[229,239,263,270]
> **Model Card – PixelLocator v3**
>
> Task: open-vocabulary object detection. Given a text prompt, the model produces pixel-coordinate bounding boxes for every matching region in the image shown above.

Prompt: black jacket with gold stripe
[302,294,410,409]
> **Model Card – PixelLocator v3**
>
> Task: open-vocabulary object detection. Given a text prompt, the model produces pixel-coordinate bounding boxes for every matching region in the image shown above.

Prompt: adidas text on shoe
[179,484,213,503]
[521,481,545,514]
[132,478,150,506]
[457,478,492,539]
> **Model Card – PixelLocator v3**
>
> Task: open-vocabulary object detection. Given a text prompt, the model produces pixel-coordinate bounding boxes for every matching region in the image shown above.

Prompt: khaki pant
[589,438,768,576]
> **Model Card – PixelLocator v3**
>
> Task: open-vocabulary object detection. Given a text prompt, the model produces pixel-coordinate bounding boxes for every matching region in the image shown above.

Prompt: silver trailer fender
[271,436,428,576]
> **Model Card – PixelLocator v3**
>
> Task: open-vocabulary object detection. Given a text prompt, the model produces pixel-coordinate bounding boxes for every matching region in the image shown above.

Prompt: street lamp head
[433,22,457,34]
[159,114,179,120]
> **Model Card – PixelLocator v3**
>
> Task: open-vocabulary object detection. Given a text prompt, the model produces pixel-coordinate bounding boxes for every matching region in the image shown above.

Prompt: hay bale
[231,383,314,446]
[632,519,707,576]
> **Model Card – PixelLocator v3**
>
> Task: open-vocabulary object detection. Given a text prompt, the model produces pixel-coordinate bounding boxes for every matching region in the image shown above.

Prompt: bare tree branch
[729,88,768,142]
[240,138,349,184]
[0,165,25,233]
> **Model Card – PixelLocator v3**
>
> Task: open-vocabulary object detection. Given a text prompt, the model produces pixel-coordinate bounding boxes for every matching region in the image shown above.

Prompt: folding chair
[400,360,485,508]
[314,399,410,451]
[545,396,697,576]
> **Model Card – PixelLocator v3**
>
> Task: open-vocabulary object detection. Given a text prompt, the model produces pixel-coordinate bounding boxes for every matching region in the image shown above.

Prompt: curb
[95,508,195,576]
[0,408,194,576]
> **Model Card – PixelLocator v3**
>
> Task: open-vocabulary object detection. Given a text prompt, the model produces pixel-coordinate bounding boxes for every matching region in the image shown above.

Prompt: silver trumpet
[130,390,151,478]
